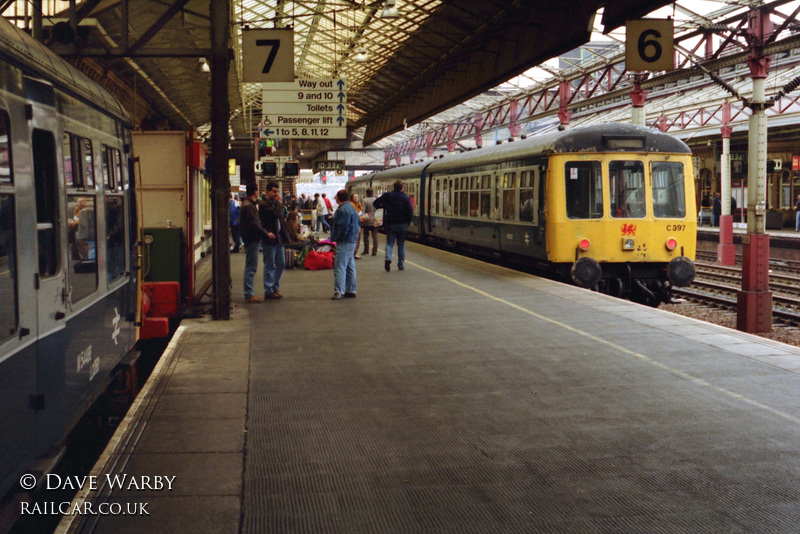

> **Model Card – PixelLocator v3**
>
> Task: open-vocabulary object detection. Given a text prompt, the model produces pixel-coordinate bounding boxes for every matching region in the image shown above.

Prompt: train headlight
[622,238,635,250]
[666,238,678,251]
[578,238,591,251]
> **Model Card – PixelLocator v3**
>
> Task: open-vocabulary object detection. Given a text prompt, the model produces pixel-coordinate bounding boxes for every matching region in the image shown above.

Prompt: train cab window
[105,195,126,282]
[502,172,516,221]
[651,161,687,218]
[0,193,17,339]
[0,112,18,338]
[0,112,9,185]
[33,129,60,276]
[565,161,603,220]
[67,195,97,301]
[519,171,534,223]
[609,161,645,218]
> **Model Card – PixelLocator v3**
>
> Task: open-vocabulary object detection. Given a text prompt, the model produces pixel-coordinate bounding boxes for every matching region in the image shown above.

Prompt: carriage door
[32,129,67,333]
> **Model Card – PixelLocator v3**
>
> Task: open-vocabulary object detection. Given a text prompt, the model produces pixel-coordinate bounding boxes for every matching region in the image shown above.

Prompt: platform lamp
[354,48,369,62]
[381,0,399,19]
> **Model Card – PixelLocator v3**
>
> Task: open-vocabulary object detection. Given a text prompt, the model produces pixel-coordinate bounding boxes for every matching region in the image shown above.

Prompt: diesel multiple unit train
[351,123,697,305]
[0,16,165,510]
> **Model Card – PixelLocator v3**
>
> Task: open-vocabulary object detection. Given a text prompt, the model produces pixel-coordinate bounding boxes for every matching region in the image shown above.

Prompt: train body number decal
[666,225,686,232]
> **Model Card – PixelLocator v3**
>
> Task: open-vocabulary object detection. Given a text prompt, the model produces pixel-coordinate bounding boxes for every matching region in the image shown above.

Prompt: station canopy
[0,0,697,149]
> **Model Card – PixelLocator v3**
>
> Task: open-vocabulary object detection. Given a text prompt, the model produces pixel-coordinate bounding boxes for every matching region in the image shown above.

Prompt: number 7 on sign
[256,39,280,74]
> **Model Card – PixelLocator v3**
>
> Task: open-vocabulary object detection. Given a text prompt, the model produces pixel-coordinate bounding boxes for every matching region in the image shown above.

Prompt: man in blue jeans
[330,189,361,299]
[240,183,270,303]
[259,181,288,300]
[374,180,414,272]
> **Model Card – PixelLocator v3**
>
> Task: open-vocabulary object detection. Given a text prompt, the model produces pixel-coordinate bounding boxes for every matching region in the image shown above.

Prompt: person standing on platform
[795,194,800,231]
[360,187,378,256]
[315,192,330,233]
[322,193,334,230]
[240,183,270,303]
[712,192,722,227]
[330,189,361,300]
[229,193,241,253]
[374,180,413,272]
[350,192,363,260]
[259,181,289,300]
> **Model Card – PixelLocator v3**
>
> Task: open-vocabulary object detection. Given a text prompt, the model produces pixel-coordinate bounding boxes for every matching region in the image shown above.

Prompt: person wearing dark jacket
[259,181,289,299]
[240,183,270,303]
[374,180,413,271]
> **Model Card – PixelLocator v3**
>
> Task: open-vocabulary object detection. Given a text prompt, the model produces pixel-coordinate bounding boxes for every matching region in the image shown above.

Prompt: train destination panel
[262,78,347,139]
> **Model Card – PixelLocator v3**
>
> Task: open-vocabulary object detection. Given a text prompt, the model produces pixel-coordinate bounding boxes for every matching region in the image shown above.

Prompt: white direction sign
[262,78,347,139]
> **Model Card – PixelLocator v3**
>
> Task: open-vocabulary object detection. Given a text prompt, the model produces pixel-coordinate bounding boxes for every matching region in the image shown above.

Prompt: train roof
[426,123,691,174]
[0,17,130,125]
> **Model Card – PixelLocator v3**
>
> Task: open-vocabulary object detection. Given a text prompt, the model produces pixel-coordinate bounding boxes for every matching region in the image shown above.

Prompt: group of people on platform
[234,179,413,302]
[700,192,737,227]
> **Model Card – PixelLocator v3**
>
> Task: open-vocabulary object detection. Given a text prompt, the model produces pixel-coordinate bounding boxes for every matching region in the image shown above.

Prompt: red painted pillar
[718,103,735,266]
[473,114,484,148]
[558,81,572,128]
[737,7,773,333]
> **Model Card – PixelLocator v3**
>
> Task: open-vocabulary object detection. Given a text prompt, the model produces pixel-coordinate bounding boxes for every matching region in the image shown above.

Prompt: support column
[508,101,521,139]
[718,102,735,266]
[557,81,572,128]
[473,114,484,149]
[210,0,231,320]
[737,7,773,333]
[630,73,648,127]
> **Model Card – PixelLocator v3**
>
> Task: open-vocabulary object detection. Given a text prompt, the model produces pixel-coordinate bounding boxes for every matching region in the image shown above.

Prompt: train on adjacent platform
[0,16,172,512]
[351,123,697,305]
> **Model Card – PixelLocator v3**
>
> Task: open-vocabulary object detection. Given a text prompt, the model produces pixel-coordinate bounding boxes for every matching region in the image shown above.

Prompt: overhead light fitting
[354,48,369,63]
[197,58,210,73]
[381,0,399,19]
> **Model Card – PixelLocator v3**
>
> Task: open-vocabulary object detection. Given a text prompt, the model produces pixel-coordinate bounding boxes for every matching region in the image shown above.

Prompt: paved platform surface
[60,241,800,533]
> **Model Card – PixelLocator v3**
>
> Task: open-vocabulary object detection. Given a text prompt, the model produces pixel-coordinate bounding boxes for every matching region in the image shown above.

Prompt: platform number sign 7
[242,29,294,83]
[626,19,674,72]
[256,39,280,74]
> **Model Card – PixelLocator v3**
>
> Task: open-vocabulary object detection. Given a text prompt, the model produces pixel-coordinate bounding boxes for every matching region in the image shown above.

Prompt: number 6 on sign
[242,29,294,82]
[625,19,674,72]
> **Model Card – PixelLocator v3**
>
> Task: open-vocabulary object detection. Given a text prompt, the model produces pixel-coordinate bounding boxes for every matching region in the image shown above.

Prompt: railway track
[678,256,800,325]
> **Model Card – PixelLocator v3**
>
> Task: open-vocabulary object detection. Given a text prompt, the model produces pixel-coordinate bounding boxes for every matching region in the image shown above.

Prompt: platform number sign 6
[626,19,674,72]
[242,29,295,83]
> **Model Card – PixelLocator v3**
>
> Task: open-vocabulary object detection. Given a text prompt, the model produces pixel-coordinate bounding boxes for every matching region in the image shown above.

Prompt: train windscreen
[651,161,686,218]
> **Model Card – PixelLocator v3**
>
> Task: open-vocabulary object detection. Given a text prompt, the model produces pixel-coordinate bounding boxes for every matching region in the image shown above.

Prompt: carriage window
[519,171,534,223]
[434,180,440,214]
[565,161,602,219]
[651,161,686,218]
[503,172,516,221]
[62,133,75,187]
[82,139,95,188]
[0,193,17,339]
[33,129,59,276]
[105,195,126,282]
[610,161,645,218]
[0,111,10,185]
[103,146,117,190]
[67,195,97,301]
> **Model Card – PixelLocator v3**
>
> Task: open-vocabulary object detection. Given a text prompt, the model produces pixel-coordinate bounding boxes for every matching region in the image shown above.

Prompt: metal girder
[384,1,800,160]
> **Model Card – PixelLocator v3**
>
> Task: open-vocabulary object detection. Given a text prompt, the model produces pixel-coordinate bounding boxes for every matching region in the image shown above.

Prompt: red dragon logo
[621,223,637,236]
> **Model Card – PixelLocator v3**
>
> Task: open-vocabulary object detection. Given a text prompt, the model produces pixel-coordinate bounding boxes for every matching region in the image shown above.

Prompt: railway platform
[58,241,800,533]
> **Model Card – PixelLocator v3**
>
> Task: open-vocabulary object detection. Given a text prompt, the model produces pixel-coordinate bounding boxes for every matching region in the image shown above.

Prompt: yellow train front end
[545,151,696,305]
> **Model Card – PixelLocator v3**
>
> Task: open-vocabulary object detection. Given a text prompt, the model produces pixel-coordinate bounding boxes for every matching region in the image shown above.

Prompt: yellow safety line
[406,256,800,426]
